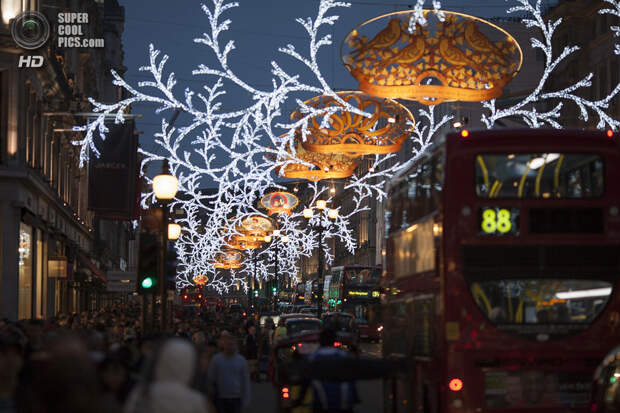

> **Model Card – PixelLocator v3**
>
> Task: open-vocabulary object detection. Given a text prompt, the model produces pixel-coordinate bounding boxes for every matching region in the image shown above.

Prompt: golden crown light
[240,215,274,235]
[226,237,263,250]
[274,141,359,182]
[290,91,414,156]
[192,274,209,285]
[342,10,522,105]
[259,191,300,215]
[213,250,244,269]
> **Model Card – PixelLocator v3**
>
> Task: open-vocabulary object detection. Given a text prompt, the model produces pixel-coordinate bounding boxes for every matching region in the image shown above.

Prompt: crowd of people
[0,301,282,413]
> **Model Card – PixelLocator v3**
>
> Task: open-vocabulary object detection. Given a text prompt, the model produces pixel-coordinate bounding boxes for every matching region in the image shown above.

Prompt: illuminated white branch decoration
[73,0,620,293]
[600,0,620,55]
[481,0,620,130]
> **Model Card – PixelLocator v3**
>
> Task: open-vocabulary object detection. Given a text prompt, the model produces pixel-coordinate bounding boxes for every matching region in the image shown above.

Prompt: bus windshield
[344,268,381,284]
[475,153,604,199]
[468,278,612,337]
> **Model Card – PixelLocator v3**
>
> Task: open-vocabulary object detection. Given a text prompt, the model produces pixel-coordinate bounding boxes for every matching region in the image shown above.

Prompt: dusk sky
[118,0,559,177]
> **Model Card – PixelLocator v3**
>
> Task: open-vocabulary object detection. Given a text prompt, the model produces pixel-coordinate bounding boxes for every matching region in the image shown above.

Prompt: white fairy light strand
[600,0,620,55]
[481,0,620,130]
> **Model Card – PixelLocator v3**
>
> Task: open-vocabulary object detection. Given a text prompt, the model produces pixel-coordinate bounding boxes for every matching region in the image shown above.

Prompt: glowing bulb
[328,209,338,220]
[153,174,179,200]
[303,208,314,219]
[168,223,181,240]
[316,200,327,210]
[273,229,280,237]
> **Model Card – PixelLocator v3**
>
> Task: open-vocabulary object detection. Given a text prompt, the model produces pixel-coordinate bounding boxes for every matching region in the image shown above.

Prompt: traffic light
[138,232,158,294]
[165,245,177,290]
[272,286,277,294]
[253,290,258,297]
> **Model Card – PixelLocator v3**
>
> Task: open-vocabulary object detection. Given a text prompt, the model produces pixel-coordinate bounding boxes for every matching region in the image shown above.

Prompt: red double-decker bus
[382,129,620,413]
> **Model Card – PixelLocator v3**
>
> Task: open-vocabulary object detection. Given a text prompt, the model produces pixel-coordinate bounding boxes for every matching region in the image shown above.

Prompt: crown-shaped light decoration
[192,274,209,285]
[226,238,263,250]
[342,10,522,105]
[259,191,300,215]
[274,141,359,181]
[291,91,414,156]
[240,215,274,235]
[223,215,272,249]
[213,250,244,269]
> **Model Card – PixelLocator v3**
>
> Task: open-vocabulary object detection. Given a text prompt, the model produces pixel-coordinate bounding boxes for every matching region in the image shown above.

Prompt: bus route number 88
[479,207,519,236]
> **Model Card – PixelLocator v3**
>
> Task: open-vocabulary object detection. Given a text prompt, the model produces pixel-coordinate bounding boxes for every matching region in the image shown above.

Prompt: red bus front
[383,129,620,413]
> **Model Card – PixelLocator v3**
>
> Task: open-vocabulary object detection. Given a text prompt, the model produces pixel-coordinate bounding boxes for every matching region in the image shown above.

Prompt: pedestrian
[124,338,207,413]
[244,325,258,381]
[273,318,287,342]
[292,329,359,413]
[207,331,250,413]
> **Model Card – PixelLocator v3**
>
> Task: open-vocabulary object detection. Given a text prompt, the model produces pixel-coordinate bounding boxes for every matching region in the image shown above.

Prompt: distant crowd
[0,302,280,413]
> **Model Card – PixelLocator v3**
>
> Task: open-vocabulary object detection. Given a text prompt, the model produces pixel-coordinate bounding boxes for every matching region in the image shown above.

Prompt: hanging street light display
[341,10,523,105]
[213,250,244,269]
[72,0,620,292]
[291,91,414,156]
[192,274,209,285]
[259,191,300,215]
[274,141,359,181]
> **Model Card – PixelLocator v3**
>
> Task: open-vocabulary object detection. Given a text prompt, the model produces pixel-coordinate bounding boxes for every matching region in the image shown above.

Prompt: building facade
[0,0,135,320]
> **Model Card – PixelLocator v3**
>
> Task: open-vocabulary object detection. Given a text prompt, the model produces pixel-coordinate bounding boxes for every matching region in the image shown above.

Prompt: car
[321,312,358,332]
[591,346,620,412]
[284,317,322,337]
[259,312,279,328]
[355,318,382,342]
[278,313,316,323]
[269,331,359,413]
[299,307,318,316]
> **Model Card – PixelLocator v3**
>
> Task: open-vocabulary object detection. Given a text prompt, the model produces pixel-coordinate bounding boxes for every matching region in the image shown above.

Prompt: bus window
[475,153,604,199]
[412,297,434,356]
[467,278,612,338]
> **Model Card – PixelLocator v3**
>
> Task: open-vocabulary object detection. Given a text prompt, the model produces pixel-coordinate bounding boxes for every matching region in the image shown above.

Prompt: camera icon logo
[10,11,50,50]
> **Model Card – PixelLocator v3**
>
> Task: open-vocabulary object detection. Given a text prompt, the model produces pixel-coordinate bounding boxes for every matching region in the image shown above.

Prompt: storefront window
[35,229,44,319]
[18,223,33,320]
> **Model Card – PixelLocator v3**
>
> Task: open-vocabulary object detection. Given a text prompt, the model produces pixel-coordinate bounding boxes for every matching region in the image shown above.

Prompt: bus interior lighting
[556,287,612,299]
[527,153,560,169]
[449,378,464,392]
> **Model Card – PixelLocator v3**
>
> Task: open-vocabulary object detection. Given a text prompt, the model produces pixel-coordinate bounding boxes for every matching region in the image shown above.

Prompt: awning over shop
[77,252,107,282]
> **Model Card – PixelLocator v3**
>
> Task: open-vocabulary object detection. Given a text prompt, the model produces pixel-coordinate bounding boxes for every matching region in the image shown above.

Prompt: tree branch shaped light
[73,0,620,293]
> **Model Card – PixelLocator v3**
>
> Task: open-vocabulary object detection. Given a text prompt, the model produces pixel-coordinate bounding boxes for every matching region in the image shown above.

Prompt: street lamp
[153,160,178,332]
[168,223,181,240]
[304,199,338,319]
